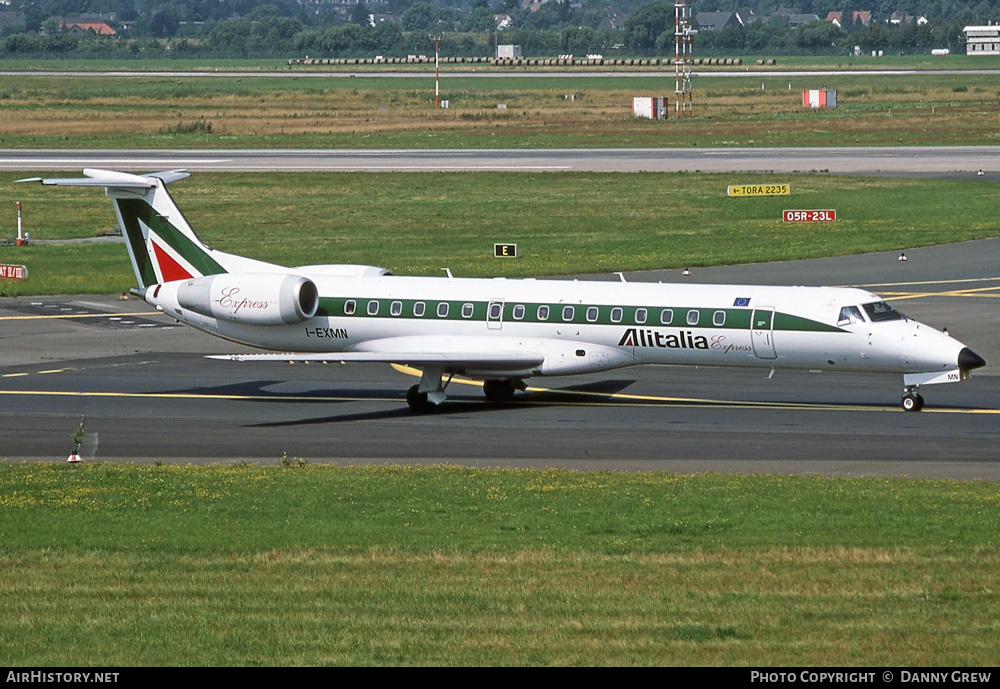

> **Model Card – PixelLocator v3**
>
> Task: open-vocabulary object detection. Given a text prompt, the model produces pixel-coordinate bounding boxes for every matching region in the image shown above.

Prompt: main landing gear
[405,366,452,412]
[483,378,518,403]
[406,384,433,412]
[405,375,525,412]
[901,386,925,412]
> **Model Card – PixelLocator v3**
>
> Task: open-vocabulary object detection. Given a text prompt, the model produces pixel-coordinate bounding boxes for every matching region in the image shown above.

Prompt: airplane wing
[207,336,544,372]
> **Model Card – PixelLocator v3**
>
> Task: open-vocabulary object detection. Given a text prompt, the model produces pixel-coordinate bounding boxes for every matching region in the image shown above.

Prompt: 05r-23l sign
[783,209,837,222]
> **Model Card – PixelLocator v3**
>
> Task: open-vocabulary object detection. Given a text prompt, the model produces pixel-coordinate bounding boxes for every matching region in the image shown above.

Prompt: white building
[963,25,1000,55]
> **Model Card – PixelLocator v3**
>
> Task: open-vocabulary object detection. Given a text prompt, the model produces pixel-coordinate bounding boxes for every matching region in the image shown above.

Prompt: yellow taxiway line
[388,364,1000,415]
[0,312,160,321]
[1,383,996,414]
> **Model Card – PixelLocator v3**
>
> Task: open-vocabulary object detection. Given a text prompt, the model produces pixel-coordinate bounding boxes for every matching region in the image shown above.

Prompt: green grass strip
[1,463,999,666]
[2,171,998,296]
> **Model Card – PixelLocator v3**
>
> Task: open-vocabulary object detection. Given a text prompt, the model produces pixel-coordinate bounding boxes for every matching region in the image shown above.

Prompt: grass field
[0,69,998,148]
[2,462,999,666]
[2,171,998,296]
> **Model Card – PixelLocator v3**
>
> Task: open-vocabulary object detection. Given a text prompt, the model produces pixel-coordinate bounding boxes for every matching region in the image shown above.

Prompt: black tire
[406,384,431,412]
[483,379,516,403]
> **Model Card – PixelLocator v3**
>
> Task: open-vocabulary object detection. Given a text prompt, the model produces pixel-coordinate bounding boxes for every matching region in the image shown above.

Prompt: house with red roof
[826,11,872,27]
[63,21,117,36]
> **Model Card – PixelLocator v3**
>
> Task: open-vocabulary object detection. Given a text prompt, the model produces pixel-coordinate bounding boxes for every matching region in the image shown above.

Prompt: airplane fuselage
[27,168,985,412]
[147,273,970,383]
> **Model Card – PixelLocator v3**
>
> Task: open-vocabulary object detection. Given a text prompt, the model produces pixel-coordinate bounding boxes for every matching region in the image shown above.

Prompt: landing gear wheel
[901,393,924,412]
[406,384,431,413]
[483,379,516,403]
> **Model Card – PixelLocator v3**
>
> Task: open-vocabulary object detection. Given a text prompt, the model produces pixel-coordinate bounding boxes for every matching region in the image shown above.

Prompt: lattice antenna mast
[674,0,694,117]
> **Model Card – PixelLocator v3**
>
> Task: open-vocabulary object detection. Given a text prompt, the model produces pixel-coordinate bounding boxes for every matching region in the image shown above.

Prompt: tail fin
[19,169,281,288]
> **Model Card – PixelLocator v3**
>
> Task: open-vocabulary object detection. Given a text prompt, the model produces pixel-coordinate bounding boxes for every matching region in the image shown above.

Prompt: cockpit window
[837,305,865,326]
[862,301,907,323]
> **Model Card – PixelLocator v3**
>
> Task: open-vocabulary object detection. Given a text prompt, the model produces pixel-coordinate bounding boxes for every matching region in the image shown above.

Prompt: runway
[1,241,996,478]
[2,147,999,178]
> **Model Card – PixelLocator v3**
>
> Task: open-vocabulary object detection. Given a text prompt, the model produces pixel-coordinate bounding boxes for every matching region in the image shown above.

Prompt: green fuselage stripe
[316,297,843,333]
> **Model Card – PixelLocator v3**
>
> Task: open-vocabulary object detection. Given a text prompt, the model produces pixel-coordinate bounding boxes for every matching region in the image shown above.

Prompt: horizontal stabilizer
[16,168,189,189]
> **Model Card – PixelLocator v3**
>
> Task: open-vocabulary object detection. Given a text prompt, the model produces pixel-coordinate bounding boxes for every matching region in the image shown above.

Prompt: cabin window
[862,301,906,323]
[611,307,623,323]
[513,304,525,320]
[562,306,575,321]
[344,300,356,315]
[489,303,503,320]
[462,303,474,319]
[686,310,699,326]
[837,305,864,326]
[586,306,599,322]
[537,305,550,321]
[367,300,379,316]
[660,309,673,325]
[437,302,449,318]
[713,311,726,326]
[390,301,402,316]
[413,302,426,317]
[635,308,647,324]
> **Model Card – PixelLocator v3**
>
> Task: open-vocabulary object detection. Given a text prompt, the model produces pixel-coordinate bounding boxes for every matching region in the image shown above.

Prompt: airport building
[963,25,1000,55]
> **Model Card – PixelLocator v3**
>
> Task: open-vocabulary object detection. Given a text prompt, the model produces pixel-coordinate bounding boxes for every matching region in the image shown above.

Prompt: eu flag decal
[733,297,751,307]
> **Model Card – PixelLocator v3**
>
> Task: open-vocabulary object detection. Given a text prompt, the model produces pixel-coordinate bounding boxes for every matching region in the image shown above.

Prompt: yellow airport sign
[728,183,790,197]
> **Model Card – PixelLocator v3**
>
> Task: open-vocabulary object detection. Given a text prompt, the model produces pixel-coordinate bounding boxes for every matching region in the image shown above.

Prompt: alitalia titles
[618,328,708,350]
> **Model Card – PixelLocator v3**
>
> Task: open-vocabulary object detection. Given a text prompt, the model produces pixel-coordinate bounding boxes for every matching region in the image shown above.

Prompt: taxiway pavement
[2,147,999,178]
[1,240,996,479]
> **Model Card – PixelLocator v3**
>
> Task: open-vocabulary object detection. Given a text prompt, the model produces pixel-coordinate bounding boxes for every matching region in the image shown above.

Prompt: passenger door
[751,307,777,359]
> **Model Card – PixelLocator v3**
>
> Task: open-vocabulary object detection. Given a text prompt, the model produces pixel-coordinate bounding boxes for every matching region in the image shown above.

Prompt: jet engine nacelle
[175,273,319,326]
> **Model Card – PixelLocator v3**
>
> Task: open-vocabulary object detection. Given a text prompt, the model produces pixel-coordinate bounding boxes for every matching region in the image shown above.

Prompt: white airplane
[22,168,986,412]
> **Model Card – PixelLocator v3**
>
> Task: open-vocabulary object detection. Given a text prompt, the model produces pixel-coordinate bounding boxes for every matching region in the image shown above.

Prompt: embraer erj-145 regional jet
[23,169,986,412]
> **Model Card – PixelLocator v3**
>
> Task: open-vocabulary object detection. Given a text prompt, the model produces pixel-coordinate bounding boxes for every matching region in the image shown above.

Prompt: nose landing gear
[902,386,925,412]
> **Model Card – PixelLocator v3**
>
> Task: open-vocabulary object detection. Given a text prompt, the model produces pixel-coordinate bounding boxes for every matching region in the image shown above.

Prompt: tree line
[1,0,998,58]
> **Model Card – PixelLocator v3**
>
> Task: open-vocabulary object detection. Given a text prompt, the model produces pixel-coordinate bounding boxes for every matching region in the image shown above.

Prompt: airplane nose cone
[958,347,986,372]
